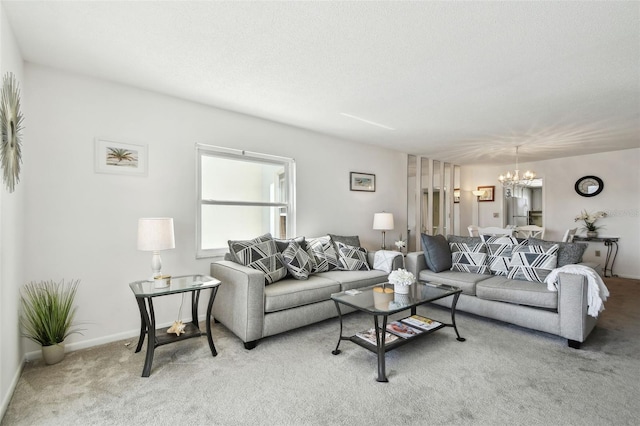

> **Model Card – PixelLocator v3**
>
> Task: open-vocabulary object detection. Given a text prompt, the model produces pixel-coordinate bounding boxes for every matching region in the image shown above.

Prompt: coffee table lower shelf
[347,320,447,353]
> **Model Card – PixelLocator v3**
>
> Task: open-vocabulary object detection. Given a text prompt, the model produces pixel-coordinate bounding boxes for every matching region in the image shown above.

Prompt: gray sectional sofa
[210,234,404,349]
[405,234,602,348]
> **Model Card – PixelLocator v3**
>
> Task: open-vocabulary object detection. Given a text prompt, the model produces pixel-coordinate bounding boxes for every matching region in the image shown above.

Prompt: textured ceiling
[3,1,639,165]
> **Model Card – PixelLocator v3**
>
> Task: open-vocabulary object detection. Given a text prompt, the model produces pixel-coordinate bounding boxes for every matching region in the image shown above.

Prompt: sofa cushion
[482,235,528,276]
[307,236,341,273]
[282,240,314,280]
[321,269,389,292]
[228,233,287,284]
[264,275,341,313]
[247,253,288,284]
[335,241,370,271]
[508,244,559,283]
[418,269,491,295]
[228,233,275,264]
[421,234,452,272]
[450,242,490,275]
[329,234,361,248]
[526,238,587,267]
[476,276,558,309]
[274,236,306,253]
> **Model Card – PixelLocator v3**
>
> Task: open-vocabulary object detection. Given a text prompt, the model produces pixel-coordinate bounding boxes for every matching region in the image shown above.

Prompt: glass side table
[129,274,221,377]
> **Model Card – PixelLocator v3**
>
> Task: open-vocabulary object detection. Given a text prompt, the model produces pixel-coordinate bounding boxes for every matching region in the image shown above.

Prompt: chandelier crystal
[498,146,536,188]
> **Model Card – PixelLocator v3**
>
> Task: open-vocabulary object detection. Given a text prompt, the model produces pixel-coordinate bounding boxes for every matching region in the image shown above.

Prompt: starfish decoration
[167,320,186,336]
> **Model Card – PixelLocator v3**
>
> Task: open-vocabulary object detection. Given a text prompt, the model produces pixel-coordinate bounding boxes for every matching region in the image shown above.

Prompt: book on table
[400,315,442,331]
[386,321,424,339]
[355,328,400,345]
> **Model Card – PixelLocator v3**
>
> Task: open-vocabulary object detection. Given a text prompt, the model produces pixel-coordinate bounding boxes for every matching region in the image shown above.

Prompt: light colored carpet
[2,277,639,426]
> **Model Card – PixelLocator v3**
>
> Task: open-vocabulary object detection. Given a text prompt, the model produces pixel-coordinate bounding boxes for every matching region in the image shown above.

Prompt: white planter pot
[42,342,65,365]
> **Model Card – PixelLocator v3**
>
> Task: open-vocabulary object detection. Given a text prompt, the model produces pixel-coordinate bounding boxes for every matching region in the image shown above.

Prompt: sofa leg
[244,340,257,350]
[568,339,581,349]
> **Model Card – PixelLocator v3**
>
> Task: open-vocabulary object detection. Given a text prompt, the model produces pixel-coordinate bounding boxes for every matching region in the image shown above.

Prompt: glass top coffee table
[331,280,465,382]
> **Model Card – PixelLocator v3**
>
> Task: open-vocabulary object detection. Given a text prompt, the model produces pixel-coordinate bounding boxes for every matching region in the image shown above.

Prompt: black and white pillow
[508,244,559,283]
[282,240,314,280]
[336,241,370,271]
[481,235,528,276]
[306,236,341,273]
[450,243,489,275]
[228,233,286,284]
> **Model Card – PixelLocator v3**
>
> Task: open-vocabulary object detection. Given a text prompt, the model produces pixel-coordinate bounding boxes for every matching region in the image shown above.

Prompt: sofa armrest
[557,272,597,343]
[210,260,266,344]
[405,251,427,278]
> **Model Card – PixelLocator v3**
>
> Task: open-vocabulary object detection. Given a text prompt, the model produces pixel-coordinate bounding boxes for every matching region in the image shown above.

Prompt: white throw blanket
[373,250,403,273]
[544,264,610,318]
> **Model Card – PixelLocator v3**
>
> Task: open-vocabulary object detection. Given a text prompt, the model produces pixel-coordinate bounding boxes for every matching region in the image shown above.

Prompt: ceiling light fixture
[340,113,395,130]
[498,146,536,189]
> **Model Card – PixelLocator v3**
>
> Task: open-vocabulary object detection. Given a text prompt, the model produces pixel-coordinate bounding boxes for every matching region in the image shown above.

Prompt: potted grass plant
[20,279,83,365]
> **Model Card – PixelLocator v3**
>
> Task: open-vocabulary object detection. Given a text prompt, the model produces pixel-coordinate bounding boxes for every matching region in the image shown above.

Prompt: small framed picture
[454,188,460,204]
[477,185,495,202]
[94,139,148,176]
[350,172,375,192]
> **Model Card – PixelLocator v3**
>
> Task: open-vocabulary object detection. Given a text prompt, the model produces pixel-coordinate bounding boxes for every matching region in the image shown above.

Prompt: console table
[573,236,619,277]
[129,274,221,377]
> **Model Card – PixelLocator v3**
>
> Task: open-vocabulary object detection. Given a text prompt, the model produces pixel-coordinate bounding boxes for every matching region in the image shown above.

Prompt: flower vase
[394,284,410,294]
[586,231,598,239]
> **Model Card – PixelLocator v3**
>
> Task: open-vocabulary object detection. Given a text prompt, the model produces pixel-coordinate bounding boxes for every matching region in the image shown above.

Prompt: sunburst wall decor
[0,72,24,193]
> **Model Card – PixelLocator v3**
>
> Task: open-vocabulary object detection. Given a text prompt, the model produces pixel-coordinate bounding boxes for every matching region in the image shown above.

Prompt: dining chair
[477,227,514,237]
[561,228,577,242]
[516,225,545,239]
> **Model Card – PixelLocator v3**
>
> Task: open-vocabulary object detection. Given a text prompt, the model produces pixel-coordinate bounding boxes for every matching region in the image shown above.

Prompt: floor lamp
[472,190,486,226]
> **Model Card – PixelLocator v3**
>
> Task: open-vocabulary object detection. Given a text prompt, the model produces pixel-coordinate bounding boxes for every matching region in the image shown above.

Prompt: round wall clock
[575,175,603,197]
[0,72,24,193]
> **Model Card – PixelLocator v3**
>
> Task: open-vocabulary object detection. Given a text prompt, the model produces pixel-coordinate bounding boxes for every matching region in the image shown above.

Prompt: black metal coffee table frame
[331,281,465,382]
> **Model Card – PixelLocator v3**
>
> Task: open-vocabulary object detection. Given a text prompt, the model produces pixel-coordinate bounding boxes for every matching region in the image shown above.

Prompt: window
[196,144,296,258]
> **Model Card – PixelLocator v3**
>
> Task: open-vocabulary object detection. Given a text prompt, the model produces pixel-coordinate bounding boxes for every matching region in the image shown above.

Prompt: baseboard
[23,314,211,361]
[0,358,25,422]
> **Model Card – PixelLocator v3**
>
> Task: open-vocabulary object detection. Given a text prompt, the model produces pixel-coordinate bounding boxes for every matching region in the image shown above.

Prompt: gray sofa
[211,249,403,349]
[405,235,602,349]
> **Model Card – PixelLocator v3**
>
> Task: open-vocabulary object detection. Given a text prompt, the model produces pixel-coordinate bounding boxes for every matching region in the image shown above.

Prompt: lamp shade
[373,212,394,231]
[472,190,485,197]
[137,218,175,251]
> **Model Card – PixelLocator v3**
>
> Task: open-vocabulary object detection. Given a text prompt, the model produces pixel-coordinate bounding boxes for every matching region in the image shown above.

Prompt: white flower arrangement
[394,240,406,250]
[388,269,415,287]
[574,210,607,232]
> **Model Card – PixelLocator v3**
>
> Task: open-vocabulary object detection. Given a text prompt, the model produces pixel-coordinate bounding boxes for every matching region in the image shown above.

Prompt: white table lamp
[373,212,394,250]
[137,218,175,284]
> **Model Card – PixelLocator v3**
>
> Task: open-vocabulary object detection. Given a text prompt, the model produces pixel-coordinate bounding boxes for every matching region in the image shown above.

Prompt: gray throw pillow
[421,234,452,273]
[526,238,587,267]
[329,234,361,248]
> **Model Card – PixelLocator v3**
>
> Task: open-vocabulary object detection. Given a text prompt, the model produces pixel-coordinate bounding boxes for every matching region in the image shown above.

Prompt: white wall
[0,3,25,418]
[461,148,640,279]
[21,64,407,355]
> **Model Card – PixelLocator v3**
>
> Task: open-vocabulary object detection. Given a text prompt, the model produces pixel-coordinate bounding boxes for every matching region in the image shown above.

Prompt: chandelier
[498,146,536,188]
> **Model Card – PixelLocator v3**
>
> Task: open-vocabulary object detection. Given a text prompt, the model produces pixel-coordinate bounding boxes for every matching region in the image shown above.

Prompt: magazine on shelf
[400,315,442,331]
[355,328,400,346]
[386,321,424,339]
